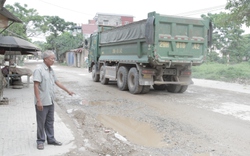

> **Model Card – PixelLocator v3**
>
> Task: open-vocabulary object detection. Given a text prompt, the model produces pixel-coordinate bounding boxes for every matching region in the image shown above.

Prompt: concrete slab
[0,84,75,156]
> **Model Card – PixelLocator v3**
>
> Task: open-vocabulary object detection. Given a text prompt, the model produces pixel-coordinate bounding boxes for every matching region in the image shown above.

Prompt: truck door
[88,34,99,67]
[154,14,209,65]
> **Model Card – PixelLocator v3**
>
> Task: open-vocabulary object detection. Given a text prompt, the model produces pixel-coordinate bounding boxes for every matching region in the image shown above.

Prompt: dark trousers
[35,104,56,144]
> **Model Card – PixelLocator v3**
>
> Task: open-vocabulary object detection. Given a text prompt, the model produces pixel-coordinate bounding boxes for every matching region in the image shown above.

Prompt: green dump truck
[86,12,212,94]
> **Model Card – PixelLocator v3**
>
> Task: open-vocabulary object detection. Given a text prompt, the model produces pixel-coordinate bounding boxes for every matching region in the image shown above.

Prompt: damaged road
[27,62,250,156]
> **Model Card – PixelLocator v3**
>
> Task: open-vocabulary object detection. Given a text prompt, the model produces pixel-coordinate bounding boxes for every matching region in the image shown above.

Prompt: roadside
[0,74,76,156]
[193,78,250,94]
[1,61,250,156]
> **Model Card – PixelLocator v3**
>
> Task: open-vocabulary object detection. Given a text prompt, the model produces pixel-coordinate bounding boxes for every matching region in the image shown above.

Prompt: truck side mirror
[208,21,213,47]
[84,39,88,49]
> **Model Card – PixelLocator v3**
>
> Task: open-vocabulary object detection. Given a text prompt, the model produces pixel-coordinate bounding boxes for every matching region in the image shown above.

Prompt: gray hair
[42,51,55,59]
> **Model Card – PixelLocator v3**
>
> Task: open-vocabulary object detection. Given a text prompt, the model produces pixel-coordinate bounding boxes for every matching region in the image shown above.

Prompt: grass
[192,62,250,84]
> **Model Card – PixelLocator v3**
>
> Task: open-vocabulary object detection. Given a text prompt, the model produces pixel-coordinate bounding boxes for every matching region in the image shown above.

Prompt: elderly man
[33,51,74,150]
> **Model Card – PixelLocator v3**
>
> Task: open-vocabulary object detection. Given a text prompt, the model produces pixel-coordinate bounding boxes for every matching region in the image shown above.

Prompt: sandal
[37,143,44,150]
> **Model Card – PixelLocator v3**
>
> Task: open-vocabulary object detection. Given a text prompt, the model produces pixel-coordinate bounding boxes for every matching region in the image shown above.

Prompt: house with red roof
[65,13,134,68]
[82,13,133,38]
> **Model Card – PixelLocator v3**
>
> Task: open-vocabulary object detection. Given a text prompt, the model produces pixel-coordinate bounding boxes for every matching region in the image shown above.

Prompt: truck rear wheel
[92,65,100,82]
[100,66,109,85]
[117,66,128,91]
[179,85,188,93]
[128,67,142,94]
[166,84,181,93]
[153,84,166,90]
[141,86,150,94]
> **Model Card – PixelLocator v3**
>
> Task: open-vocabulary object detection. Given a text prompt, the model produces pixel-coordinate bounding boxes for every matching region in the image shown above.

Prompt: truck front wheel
[100,65,109,85]
[92,65,100,82]
[117,66,128,91]
[128,67,142,94]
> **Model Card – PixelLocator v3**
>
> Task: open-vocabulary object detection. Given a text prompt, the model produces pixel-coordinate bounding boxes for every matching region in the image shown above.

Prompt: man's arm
[55,81,74,96]
[34,81,43,111]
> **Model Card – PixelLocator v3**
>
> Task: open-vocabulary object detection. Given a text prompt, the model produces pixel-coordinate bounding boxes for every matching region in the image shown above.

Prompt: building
[65,13,134,68]
[81,20,98,39]
[94,12,133,26]
[82,13,134,38]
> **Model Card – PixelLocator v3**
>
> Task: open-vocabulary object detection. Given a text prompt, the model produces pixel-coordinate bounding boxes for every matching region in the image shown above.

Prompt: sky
[5,0,228,25]
[4,0,230,41]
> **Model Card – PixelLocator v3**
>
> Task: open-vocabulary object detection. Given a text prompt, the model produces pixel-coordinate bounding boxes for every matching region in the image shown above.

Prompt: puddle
[98,115,165,148]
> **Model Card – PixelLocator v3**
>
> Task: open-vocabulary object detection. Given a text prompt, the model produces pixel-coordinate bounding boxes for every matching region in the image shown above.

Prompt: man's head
[43,51,56,67]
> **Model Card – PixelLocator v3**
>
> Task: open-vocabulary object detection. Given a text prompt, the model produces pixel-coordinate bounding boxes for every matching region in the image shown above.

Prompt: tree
[56,32,83,55]
[4,3,44,40]
[4,2,83,62]
[226,0,250,26]
[42,16,77,59]
[46,31,83,62]
[202,12,245,63]
[44,16,75,37]
[33,41,47,52]
[241,34,250,61]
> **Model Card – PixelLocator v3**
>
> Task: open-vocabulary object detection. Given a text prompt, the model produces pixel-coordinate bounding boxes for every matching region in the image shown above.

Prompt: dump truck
[86,11,212,94]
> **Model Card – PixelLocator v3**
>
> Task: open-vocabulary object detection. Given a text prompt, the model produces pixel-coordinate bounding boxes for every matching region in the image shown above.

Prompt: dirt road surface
[26,61,250,156]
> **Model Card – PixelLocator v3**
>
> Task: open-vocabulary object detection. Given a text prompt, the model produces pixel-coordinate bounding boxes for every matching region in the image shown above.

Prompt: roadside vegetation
[192,0,250,84]
[192,62,250,84]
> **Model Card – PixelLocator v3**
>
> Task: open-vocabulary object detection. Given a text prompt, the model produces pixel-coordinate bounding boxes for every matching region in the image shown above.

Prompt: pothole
[97,115,166,148]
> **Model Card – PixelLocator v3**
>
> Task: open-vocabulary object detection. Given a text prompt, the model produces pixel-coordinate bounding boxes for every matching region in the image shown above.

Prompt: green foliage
[206,51,221,62]
[46,31,84,61]
[4,3,44,39]
[42,16,80,60]
[3,3,80,57]
[202,12,247,64]
[33,41,47,52]
[226,0,250,26]
[43,16,76,37]
[55,32,84,55]
[192,62,250,83]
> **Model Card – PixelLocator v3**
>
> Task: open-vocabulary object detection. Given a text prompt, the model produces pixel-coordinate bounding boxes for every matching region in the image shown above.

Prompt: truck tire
[117,66,128,91]
[128,67,143,94]
[92,65,100,82]
[166,84,181,93]
[100,66,109,85]
[141,86,150,94]
[179,85,188,93]
[153,84,166,90]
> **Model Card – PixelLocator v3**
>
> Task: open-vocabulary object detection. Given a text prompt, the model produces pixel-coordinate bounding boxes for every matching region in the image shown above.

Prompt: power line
[176,5,226,16]
[37,0,93,17]
[38,1,226,18]
[185,7,226,16]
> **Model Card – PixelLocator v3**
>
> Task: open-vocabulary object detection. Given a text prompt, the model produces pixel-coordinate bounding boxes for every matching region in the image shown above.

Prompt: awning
[72,48,83,53]
[0,36,40,55]
[0,7,22,23]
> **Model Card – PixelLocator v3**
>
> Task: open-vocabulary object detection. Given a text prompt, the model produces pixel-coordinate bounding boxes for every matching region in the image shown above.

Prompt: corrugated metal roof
[0,7,22,23]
